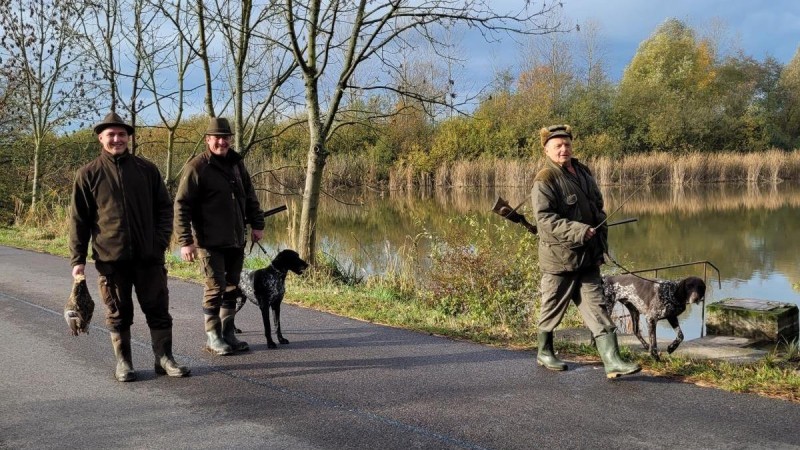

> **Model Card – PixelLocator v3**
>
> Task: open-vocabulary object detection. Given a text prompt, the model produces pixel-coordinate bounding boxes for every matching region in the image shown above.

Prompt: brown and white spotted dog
[602,274,706,361]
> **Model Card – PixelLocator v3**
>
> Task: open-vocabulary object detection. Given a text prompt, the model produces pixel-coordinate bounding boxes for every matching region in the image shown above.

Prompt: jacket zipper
[115,157,133,260]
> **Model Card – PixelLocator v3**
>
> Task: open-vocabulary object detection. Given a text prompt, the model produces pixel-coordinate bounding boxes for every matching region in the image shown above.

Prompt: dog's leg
[624,303,649,350]
[260,304,277,349]
[666,316,683,354]
[647,317,661,361]
[234,295,246,334]
[274,303,289,345]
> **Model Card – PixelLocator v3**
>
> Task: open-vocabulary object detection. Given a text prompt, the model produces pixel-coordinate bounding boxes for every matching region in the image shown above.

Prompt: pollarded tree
[281,0,567,262]
[0,0,98,209]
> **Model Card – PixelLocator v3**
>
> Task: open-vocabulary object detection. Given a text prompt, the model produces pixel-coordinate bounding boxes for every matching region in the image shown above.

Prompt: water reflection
[255,182,800,341]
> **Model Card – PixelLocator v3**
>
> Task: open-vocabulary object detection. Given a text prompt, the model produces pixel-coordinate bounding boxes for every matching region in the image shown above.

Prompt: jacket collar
[100,149,131,163]
[204,148,242,167]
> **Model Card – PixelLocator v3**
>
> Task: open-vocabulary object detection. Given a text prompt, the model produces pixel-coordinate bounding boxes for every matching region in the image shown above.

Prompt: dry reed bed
[251,150,800,192]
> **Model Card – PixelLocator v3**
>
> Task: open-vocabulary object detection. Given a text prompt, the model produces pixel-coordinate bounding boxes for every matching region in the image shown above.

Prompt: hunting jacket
[69,151,173,267]
[173,149,264,249]
[532,158,608,274]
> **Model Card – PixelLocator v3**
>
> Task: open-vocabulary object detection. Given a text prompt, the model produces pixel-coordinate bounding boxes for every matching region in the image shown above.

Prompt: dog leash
[603,251,664,285]
[248,239,274,259]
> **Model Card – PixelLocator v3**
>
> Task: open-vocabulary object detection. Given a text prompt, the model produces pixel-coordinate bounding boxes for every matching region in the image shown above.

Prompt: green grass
[1,222,799,403]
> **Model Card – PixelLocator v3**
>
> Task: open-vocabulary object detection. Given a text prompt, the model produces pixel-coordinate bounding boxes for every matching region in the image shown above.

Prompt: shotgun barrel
[607,217,637,227]
[263,204,288,218]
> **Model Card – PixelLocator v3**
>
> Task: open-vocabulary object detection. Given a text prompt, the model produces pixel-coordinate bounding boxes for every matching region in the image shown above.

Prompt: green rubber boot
[595,332,641,378]
[150,328,191,377]
[204,314,233,356]
[220,307,249,352]
[536,331,567,371]
[110,330,136,382]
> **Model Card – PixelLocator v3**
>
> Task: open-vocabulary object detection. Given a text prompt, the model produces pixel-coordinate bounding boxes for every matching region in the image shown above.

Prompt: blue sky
[460,0,800,88]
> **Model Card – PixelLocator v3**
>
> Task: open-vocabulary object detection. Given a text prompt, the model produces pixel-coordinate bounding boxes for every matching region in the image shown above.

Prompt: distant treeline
[3,18,800,224]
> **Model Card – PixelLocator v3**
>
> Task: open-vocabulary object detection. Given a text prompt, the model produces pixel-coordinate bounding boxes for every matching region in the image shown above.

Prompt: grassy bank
[3,210,799,402]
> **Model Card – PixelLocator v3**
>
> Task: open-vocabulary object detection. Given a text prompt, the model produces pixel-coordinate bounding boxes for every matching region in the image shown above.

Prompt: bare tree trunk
[197,0,215,117]
[298,138,326,259]
[31,138,41,210]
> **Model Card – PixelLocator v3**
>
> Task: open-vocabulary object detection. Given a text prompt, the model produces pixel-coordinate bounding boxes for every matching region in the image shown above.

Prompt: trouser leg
[96,262,135,332]
[133,264,173,331]
[537,272,577,333]
[569,267,640,378]
[97,262,136,381]
[199,248,244,355]
[571,266,617,337]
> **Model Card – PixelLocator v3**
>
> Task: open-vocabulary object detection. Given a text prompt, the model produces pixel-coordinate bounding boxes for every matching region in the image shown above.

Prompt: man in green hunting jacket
[532,124,640,378]
[174,117,265,356]
[70,112,190,382]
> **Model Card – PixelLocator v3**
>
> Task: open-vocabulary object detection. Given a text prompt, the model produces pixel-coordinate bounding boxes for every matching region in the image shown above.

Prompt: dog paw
[267,341,277,349]
[234,328,243,334]
[667,345,678,354]
[278,338,289,345]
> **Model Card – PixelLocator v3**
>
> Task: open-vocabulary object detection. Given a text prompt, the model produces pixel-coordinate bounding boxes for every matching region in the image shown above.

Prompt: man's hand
[181,244,197,262]
[72,264,85,278]
[252,229,263,243]
[584,227,597,240]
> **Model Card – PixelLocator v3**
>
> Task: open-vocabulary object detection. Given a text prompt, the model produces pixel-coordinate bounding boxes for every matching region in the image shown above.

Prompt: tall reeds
[249,150,800,193]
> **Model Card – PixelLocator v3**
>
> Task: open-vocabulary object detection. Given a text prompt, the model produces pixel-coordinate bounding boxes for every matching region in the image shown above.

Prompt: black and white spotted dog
[602,274,706,361]
[235,249,308,348]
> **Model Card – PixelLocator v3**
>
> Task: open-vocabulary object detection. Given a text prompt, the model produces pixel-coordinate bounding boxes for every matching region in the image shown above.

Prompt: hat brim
[545,130,571,143]
[94,123,134,135]
[205,131,233,136]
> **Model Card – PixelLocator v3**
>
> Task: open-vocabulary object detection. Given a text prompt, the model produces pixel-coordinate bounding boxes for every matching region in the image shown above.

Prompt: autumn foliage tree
[615,18,719,153]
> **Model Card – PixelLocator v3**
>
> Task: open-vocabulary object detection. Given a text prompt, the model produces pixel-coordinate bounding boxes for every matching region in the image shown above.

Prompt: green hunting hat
[94,111,134,135]
[539,124,573,146]
[205,117,233,136]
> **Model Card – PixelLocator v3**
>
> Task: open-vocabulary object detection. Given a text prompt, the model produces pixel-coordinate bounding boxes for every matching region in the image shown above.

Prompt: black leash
[247,204,289,256]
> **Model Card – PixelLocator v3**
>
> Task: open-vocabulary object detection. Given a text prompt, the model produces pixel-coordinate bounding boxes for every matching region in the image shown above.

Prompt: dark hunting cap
[205,117,233,136]
[539,124,573,147]
[94,111,134,135]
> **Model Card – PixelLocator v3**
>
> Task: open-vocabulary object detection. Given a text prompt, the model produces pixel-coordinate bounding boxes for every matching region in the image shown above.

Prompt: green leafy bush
[422,214,542,331]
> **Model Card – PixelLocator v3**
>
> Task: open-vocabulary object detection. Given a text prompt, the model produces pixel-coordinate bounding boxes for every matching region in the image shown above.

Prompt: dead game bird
[64,274,94,336]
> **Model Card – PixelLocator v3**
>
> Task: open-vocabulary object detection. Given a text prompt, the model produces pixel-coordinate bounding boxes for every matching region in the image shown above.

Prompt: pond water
[255,182,800,342]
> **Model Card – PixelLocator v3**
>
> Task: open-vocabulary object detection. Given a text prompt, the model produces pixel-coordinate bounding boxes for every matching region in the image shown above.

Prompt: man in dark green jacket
[174,117,265,355]
[532,124,640,378]
[70,112,190,382]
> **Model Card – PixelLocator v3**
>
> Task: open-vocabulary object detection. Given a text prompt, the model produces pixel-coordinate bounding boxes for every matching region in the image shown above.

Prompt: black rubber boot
[110,330,136,382]
[595,332,641,378]
[204,314,233,356]
[150,328,191,377]
[220,308,249,352]
[536,331,567,371]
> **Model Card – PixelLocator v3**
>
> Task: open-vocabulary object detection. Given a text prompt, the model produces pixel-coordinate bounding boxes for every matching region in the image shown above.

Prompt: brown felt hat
[539,124,573,147]
[94,111,134,135]
[205,117,233,136]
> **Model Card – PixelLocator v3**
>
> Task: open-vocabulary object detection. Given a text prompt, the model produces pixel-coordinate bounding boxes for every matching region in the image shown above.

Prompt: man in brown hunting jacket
[70,112,190,382]
[532,124,640,378]
[174,117,265,356]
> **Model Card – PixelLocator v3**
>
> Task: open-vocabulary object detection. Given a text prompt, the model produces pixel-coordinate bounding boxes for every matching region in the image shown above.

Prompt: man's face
[544,137,573,166]
[205,134,231,156]
[98,126,130,155]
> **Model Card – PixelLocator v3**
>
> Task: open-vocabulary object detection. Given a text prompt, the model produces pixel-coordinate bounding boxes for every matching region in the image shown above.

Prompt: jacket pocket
[540,241,583,273]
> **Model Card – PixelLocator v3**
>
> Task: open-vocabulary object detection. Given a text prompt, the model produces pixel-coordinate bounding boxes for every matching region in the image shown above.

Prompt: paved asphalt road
[1,245,799,449]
